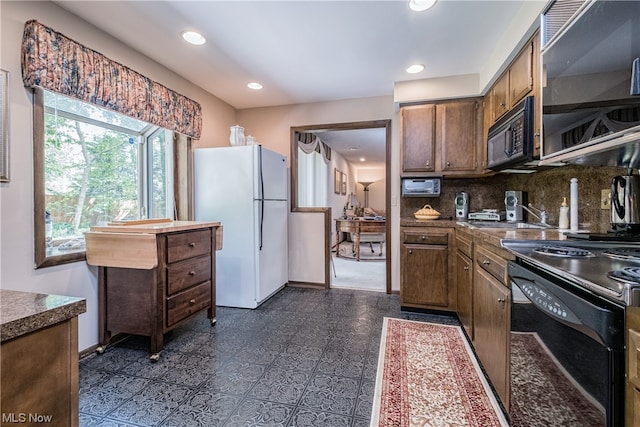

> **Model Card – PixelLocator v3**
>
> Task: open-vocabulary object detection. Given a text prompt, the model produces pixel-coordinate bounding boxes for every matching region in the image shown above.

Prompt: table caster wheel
[150,353,160,362]
[96,346,106,354]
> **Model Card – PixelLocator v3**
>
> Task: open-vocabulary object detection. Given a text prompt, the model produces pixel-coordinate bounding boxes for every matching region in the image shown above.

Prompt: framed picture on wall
[340,172,347,195]
[334,168,341,194]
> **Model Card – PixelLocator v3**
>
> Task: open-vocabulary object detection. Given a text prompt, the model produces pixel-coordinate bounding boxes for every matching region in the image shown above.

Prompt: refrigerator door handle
[258,146,264,250]
[259,199,264,251]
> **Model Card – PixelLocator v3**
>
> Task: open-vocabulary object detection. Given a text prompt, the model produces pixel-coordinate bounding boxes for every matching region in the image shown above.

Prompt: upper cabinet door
[509,41,534,107]
[491,74,509,122]
[401,104,436,173]
[438,100,478,172]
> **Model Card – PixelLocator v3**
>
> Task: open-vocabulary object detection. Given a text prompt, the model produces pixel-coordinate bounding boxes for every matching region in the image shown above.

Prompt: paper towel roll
[570,178,578,231]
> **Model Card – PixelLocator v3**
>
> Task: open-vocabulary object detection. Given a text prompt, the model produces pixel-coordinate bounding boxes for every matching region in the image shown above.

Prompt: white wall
[0,1,236,351]
[237,98,399,292]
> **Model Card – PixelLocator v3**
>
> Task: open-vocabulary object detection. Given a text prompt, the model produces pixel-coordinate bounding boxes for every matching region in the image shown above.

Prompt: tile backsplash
[401,165,627,233]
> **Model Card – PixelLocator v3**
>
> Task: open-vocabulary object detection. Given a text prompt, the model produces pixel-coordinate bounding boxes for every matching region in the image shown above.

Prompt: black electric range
[502,238,640,306]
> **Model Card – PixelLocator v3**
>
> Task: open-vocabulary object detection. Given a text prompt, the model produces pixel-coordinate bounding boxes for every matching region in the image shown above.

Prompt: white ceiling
[53,0,545,166]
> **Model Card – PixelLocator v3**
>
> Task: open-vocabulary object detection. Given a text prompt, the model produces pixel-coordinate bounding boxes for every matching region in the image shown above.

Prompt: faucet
[519,203,548,225]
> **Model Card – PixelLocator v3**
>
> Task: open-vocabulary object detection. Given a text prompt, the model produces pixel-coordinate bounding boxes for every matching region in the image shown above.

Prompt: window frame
[33,88,174,268]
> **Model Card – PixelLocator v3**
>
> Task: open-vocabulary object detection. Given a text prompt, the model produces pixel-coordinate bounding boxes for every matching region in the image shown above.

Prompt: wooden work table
[85,220,222,361]
[335,218,386,261]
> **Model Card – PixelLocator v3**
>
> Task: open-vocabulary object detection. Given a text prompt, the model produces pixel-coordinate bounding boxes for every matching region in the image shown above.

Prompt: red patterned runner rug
[510,332,605,426]
[371,318,508,427]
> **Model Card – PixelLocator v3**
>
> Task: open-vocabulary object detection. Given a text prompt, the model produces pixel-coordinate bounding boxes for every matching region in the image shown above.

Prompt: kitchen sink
[464,221,554,229]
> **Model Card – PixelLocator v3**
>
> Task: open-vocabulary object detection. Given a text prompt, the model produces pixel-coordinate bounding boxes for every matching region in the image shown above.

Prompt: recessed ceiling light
[248,82,263,90]
[409,0,437,12]
[360,157,366,162]
[406,64,425,74]
[181,31,206,45]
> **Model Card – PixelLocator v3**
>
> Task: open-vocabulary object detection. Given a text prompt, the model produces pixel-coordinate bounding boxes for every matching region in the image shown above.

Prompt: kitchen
[1,0,640,426]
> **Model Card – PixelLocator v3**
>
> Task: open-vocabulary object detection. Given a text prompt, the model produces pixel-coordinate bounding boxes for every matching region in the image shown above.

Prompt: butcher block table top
[85,220,223,269]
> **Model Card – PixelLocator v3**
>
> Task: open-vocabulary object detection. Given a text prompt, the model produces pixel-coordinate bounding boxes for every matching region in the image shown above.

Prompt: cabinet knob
[189,242,196,247]
[500,102,506,108]
[408,250,413,255]
[463,266,469,271]
[497,298,505,304]
[447,161,451,167]
[482,260,491,265]
[189,271,196,276]
[425,160,430,167]
[421,236,426,240]
[189,299,196,304]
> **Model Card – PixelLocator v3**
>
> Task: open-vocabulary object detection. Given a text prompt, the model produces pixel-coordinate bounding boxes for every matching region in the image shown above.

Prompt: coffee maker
[611,173,640,232]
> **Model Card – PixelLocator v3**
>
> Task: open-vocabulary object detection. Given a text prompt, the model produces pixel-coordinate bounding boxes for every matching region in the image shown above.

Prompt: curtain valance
[297,132,331,164]
[21,20,202,139]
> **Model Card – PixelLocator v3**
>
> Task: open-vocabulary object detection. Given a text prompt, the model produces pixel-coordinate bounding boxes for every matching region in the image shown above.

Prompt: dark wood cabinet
[401,99,482,176]
[87,222,221,360]
[400,227,455,310]
[472,243,512,409]
[626,307,640,426]
[401,104,436,173]
[439,101,478,172]
[455,229,474,339]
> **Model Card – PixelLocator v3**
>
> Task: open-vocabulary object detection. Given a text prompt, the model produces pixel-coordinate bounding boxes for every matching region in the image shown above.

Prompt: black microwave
[540,0,640,166]
[486,96,535,171]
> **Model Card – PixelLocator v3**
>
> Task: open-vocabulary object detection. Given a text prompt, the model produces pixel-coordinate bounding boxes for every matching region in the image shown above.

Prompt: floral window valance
[21,20,202,139]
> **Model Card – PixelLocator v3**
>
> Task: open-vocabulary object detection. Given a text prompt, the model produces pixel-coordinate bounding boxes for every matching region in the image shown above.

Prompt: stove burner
[532,245,595,258]
[608,267,640,285]
[603,248,640,261]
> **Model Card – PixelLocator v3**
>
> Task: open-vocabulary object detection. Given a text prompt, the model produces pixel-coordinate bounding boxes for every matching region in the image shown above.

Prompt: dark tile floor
[79,287,459,427]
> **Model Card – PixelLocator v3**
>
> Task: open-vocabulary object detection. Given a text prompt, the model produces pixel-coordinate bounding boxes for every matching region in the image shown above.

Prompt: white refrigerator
[194,145,288,308]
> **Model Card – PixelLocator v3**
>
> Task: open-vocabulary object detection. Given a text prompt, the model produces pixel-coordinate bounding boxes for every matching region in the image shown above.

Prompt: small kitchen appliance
[504,190,525,222]
[401,177,441,197]
[611,173,640,232]
[467,209,506,221]
[454,192,469,219]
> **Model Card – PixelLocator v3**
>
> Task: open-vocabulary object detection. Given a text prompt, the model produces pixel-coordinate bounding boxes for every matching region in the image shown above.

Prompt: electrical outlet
[601,189,611,209]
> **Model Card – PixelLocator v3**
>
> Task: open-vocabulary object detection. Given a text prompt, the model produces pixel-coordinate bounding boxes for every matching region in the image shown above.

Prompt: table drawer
[167,229,212,263]
[166,281,211,327]
[476,245,509,284]
[403,231,448,245]
[166,255,212,296]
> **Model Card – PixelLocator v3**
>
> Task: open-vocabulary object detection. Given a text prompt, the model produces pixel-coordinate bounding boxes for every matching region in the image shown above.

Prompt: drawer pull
[189,242,196,247]
[463,266,470,271]
[421,236,426,240]
[189,299,196,304]
[482,260,491,265]
[189,271,196,276]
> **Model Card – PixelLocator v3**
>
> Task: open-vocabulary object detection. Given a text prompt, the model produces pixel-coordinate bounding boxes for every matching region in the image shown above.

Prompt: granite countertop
[401,216,574,248]
[0,290,86,343]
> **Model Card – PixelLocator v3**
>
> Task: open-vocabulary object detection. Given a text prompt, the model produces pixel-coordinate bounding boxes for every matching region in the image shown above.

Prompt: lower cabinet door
[456,251,473,339]
[401,243,448,308]
[473,266,510,409]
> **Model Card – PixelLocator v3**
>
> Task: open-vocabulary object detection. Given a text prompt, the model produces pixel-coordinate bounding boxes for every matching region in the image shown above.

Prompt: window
[297,147,328,207]
[34,89,174,268]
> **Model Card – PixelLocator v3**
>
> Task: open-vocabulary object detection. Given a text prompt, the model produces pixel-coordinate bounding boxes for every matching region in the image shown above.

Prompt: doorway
[290,120,391,294]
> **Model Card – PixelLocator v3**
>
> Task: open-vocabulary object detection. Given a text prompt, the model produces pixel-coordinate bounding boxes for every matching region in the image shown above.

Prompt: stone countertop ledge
[0,289,86,343]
